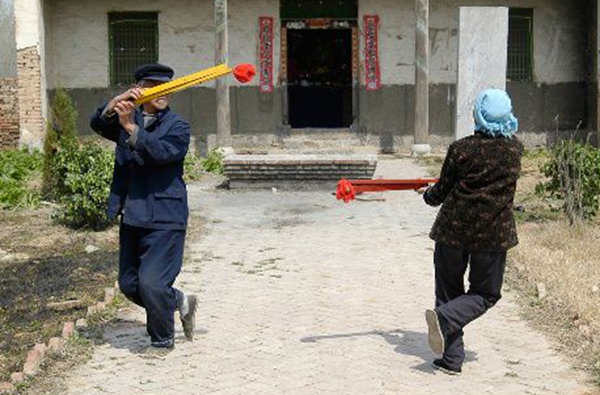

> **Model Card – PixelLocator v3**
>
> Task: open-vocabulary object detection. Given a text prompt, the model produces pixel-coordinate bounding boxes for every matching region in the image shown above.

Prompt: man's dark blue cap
[134,63,174,83]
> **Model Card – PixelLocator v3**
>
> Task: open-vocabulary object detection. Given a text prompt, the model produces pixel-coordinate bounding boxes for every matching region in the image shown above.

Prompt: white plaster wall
[47,0,215,89]
[359,0,588,85]
[229,0,279,87]
[15,0,43,49]
[359,0,415,85]
[47,0,277,89]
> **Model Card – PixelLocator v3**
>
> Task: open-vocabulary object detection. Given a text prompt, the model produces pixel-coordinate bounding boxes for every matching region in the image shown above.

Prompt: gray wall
[0,0,16,77]
[358,82,589,137]
[53,86,283,143]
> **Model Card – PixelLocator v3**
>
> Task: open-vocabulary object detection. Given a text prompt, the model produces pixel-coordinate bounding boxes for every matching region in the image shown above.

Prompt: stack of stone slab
[223,154,378,189]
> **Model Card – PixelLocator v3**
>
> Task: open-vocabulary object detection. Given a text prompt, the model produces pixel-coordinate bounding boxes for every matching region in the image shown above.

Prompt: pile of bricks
[0,78,20,150]
[223,154,378,188]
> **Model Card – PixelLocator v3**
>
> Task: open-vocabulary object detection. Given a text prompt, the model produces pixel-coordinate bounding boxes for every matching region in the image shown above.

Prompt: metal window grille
[109,12,158,86]
[507,8,533,82]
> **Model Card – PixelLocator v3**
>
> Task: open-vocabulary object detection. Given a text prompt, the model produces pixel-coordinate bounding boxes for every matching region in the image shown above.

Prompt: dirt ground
[0,208,119,382]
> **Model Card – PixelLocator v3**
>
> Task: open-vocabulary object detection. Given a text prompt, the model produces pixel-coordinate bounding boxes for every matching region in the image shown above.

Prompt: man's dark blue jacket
[90,105,191,230]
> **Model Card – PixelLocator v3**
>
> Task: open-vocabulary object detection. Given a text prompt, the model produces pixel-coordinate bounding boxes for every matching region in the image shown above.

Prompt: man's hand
[415,186,429,195]
[106,88,143,114]
[113,101,137,135]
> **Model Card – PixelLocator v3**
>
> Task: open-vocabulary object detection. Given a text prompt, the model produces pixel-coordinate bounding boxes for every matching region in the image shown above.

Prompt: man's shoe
[432,358,462,375]
[181,294,198,341]
[425,309,445,355]
[140,345,174,360]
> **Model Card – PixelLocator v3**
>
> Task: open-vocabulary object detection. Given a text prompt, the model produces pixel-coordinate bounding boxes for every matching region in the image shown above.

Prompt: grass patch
[508,149,600,384]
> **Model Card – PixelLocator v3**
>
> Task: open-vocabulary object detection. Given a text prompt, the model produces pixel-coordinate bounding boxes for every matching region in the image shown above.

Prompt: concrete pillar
[412,0,431,156]
[215,0,232,148]
[455,7,508,140]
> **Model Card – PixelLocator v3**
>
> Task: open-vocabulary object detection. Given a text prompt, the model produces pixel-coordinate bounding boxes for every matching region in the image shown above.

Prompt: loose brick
[9,372,24,385]
[104,287,115,304]
[23,344,46,376]
[75,318,88,331]
[47,337,66,354]
[0,382,16,395]
[61,321,76,339]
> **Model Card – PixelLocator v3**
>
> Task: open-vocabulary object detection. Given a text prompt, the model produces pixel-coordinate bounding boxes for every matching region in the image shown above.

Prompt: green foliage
[201,149,224,175]
[42,88,79,200]
[54,143,115,230]
[0,150,43,209]
[522,148,549,161]
[536,141,600,223]
[184,153,204,182]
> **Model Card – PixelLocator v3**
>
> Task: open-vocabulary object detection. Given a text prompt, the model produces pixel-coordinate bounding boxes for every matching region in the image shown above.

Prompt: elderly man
[90,63,197,357]
[421,89,524,375]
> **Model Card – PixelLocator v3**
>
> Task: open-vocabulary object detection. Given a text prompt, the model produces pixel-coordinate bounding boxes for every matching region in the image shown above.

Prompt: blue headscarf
[473,89,519,138]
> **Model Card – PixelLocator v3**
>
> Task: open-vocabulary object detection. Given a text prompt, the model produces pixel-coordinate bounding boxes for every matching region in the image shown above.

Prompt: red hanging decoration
[258,17,274,93]
[363,15,381,91]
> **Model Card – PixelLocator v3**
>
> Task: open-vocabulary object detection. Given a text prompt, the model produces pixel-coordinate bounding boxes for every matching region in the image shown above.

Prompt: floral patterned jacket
[423,132,524,252]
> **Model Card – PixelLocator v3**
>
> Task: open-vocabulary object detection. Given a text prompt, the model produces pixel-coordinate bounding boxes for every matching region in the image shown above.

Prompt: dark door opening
[287,29,353,129]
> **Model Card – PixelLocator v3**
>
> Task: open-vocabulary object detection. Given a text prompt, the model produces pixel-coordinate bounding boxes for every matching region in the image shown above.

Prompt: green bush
[536,141,600,223]
[42,88,78,200]
[184,153,204,182]
[201,149,224,175]
[0,150,43,209]
[54,143,114,230]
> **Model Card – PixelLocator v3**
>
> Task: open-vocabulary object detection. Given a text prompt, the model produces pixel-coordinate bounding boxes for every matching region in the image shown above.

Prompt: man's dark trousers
[433,243,507,370]
[119,222,185,347]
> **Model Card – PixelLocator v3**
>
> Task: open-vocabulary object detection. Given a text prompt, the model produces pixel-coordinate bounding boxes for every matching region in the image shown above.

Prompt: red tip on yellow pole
[134,63,256,105]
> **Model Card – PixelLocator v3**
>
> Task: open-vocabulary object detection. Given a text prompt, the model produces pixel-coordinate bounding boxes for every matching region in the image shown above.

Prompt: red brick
[61,321,76,339]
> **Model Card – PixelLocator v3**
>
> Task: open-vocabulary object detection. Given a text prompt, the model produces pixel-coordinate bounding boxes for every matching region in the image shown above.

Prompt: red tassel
[233,64,256,83]
[336,178,356,203]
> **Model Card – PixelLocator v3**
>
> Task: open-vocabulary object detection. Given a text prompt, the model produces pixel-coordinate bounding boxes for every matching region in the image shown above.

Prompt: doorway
[286,28,353,129]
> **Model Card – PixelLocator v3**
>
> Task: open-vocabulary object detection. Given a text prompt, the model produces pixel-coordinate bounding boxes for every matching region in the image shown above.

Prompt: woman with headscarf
[420,89,524,375]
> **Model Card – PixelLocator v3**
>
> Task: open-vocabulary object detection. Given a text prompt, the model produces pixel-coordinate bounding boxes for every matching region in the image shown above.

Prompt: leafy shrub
[54,143,114,230]
[184,153,204,182]
[201,149,224,175]
[536,141,600,223]
[42,88,78,200]
[0,150,43,209]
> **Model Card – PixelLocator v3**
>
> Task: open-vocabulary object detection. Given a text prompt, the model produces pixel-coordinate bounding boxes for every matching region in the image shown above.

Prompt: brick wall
[17,46,44,148]
[0,78,20,150]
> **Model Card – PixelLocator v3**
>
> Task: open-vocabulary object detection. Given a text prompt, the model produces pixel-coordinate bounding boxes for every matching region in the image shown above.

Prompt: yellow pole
[134,64,232,105]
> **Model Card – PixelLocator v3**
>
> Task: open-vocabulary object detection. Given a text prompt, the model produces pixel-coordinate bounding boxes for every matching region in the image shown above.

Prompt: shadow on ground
[301,328,478,374]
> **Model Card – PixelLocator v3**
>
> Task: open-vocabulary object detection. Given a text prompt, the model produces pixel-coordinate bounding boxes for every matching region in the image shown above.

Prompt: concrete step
[223,154,378,188]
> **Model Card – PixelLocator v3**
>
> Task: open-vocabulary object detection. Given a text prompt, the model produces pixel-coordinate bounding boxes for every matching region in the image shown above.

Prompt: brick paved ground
[63,159,591,395]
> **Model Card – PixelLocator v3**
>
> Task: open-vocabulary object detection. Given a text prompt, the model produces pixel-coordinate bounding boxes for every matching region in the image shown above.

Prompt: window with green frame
[507,8,534,82]
[109,12,158,86]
